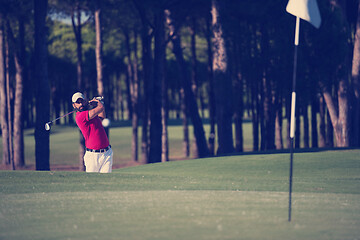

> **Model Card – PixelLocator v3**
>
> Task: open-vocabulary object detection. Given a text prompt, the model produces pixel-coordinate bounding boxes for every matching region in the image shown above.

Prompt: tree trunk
[161,58,169,162]
[260,23,275,151]
[34,0,50,171]
[0,20,10,166]
[95,0,104,97]
[322,81,349,147]
[190,17,199,158]
[165,9,210,158]
[233,33,243,153]
[149,10,165,163]
[190,17,198,100]
[131,31,140,162]
[95,0,110,143]
[125,64,133,119]
[180,88,190,157]
[123,29,133,120]
[262,74,275,150]
[5,26,14,169]
[320,0,350,148]
[351,0,360,147]
[124,29,137,161]
[206,13,216,156]
[138,6,152,164]
[303,105,310,148]
[337,80,349,146]
[275,99,283,150]
[259,81,265,150]
[311,96,318,148]
[319,96,326,147]
[326,109,334,147]
[7,20,25,167]
[251,83,259,151]
[211,0,234,154]
[234,91,244,152]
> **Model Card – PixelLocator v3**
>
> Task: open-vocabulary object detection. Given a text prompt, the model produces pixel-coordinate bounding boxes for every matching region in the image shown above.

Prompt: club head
[45,122,51,131]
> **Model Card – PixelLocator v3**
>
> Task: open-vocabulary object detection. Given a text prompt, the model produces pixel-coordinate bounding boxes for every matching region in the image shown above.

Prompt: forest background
[1,0,360,171]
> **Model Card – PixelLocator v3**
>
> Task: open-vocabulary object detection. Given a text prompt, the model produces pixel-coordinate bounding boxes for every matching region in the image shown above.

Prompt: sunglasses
[75,98,86,104]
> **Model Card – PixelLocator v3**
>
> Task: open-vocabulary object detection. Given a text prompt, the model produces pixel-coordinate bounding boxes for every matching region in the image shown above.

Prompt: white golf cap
[72,92,85,103]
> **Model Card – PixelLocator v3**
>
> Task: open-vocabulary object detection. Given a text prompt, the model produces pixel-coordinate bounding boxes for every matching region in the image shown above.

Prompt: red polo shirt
[75,111,109,150]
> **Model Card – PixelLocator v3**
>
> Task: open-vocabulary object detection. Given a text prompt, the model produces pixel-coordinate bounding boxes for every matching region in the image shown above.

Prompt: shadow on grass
[216,146,360,157]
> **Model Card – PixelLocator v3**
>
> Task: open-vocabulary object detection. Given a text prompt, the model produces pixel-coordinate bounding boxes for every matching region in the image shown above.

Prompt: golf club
[45,110,75,131]
[45,96,104,131]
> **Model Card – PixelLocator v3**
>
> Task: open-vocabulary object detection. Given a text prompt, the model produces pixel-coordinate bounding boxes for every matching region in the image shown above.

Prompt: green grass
[1,149,360,239]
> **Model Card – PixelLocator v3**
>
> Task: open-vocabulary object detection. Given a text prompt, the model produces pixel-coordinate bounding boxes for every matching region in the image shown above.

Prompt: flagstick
[289,16,300,222]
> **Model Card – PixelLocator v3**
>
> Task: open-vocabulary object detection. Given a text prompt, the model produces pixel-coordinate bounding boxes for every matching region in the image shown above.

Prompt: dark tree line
[1,0,360,170]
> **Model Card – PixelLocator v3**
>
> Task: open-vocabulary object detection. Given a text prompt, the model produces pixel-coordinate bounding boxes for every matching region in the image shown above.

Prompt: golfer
[72,92,113,173]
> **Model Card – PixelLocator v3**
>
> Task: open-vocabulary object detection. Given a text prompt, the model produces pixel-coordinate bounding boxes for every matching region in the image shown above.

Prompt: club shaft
[49,110,75,123]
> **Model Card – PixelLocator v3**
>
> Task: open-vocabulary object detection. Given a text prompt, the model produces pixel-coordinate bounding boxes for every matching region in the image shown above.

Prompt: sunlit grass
[0,149,359,240]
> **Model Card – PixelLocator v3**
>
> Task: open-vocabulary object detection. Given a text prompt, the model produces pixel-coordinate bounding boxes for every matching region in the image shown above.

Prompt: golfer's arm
[98,107,106,120]
[88,101,105,120]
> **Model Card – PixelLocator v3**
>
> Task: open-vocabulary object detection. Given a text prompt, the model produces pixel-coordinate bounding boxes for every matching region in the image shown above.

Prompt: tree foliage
[1,0,360,169]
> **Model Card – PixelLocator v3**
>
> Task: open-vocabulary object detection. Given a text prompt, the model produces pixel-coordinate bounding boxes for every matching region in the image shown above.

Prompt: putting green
[1,149,359,239]
[1,191,359,240]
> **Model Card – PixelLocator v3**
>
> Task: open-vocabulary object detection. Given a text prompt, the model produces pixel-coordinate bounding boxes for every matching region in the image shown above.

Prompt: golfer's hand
[89,100,98,107]
[88,98,105,120]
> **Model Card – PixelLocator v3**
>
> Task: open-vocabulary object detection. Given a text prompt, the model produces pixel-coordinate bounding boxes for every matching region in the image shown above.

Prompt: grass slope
[1,150,360,240]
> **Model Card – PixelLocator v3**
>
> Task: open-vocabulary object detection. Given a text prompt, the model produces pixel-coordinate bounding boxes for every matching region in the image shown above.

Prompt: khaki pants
[84,148,113,173]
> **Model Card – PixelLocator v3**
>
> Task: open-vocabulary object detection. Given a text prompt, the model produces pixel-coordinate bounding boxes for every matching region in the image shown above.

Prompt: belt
[86,145,111,153]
